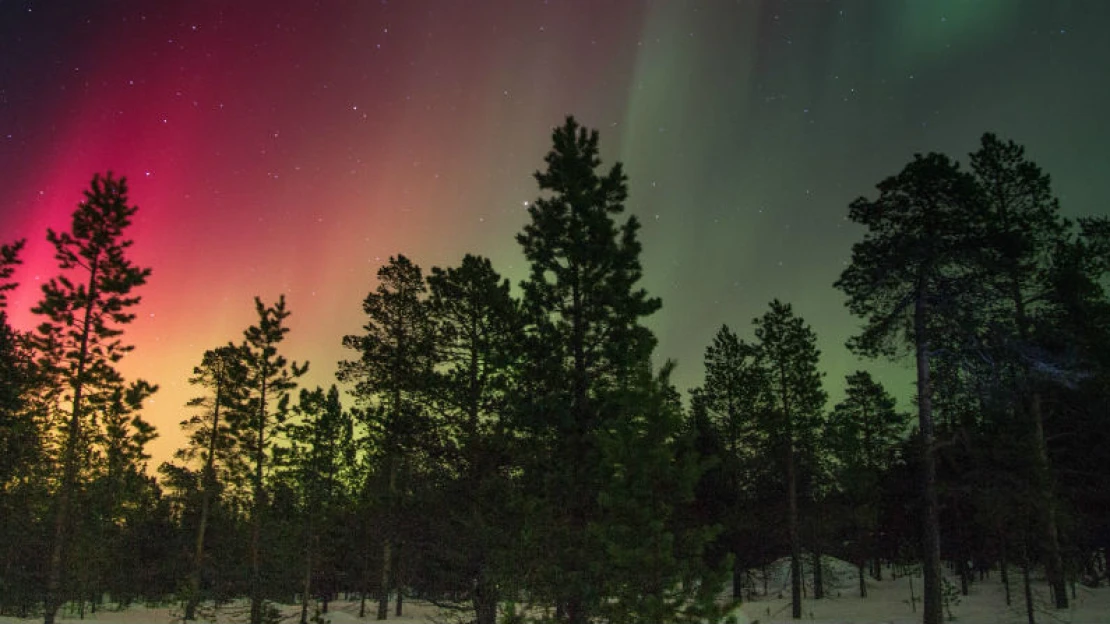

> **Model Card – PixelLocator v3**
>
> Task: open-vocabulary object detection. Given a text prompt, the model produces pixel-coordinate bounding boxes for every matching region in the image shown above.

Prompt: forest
[0,117,1108,624]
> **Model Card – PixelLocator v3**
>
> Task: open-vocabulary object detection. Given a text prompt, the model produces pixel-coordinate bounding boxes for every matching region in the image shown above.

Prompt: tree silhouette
[30,173,153,624]
[752,300,826,619]
[238,296,307,624]
[424,254,521,624]
[171,345,249,620]
[835,153,979,624]
[827,371,908,597]
[339,255,436,621]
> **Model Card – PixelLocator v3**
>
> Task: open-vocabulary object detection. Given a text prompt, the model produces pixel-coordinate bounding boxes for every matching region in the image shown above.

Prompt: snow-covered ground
[3,561,1107,624]
[725,558,1110,624]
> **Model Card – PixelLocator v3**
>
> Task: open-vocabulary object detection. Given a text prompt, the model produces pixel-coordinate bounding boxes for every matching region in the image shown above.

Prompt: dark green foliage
[419,254,522,624]
[752,300,826,617]
[0,239,25,308]
[29,173,154,624]
[693,325,769,600]
[164,345,250,619]
[836,153,979,624]
[827,371,908,596]
[239,295,307,624]
[278,385,354,624]
[514,117,721,624]
[339,254,437,620]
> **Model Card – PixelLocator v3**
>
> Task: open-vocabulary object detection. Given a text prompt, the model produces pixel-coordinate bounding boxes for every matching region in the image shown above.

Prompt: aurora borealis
[2,1,1108,464]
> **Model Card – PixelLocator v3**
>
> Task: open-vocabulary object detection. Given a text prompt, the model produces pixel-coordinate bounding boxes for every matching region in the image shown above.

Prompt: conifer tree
[698,324,767,599]
[752,300,826,619]
[515,117,719,624]
[0,238,45,616]
[827,371,908,597]
[171,345,249,620]
[835,153,979,624]
[30,174,153,624]
[424,254,521,624]
[969,133,1071,608]
[339,255,436,621]
[0,239,34,488]
[280,385,352,624]
[239,295,307,624]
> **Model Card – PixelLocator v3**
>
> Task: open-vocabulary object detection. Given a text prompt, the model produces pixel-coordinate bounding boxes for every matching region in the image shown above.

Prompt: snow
[2,562,1107,624]
[724,558,1110,624]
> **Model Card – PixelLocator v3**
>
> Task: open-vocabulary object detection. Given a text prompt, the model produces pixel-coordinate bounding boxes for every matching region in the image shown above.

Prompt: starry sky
[2,1,1108,465]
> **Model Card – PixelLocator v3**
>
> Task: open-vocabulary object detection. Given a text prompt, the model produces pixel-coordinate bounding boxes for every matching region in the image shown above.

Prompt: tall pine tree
[835,153,980,624]
[339,255,436,621]
[752,300,826,619]
[239,296,307,624]
[515,117,719,624]
[30,174,153,624]
[424,254,522,624]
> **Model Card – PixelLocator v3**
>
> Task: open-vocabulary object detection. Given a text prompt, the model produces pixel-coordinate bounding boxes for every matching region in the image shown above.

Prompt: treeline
[0,121,1107,624]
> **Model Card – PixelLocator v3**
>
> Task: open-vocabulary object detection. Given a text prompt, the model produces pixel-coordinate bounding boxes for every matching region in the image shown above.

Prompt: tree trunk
[377,454,396,621]
[858,561,867,598]
[249,379,268,624]
[299,533,313,624]
[1022,553,1035,624]
[44,258,100,624]
[1001,533,1012,606]
[732,551,744,602]
[813,550,824,600]
[1030,392,1067,609]
[959,557,969,596]
[788,440,801,619]
[187,364,227,621]
[915,294,943,624]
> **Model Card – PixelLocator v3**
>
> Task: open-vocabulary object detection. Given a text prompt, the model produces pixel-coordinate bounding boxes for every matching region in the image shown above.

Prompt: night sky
[2,1,1108,464]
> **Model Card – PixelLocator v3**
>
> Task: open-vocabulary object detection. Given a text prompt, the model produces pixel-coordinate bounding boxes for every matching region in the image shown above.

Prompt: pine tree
[86,380,159,606]
[835,153,980,624]
[170,345,249,620]
[969,133,1072,608]
[425,254,521,624]
[239,296,307,624]
[0,238,46,616]
[339,255,436,621]
[827,371,908,597]
[752,300,826,619]
[0,239,34,489]
[30,174,153,624]
[698,324,767,599]
[515,117,718,624]
[279,385,352,624]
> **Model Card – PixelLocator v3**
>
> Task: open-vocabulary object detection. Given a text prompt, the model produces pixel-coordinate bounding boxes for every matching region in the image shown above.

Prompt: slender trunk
[187,364,227,621]
[1022,552,1035,624]
[1001,533,1011,606]
[44,257,100,624]
[299,526,313,624]
[250,379,268,624]
[377,454,396,621]
[788,439,801,618]
[394,542,403,617]
[1030,392,1067,609]
[813,547,824,599]
[732,553,744,602]
[915,293,943,624]
[858,560,867,598]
